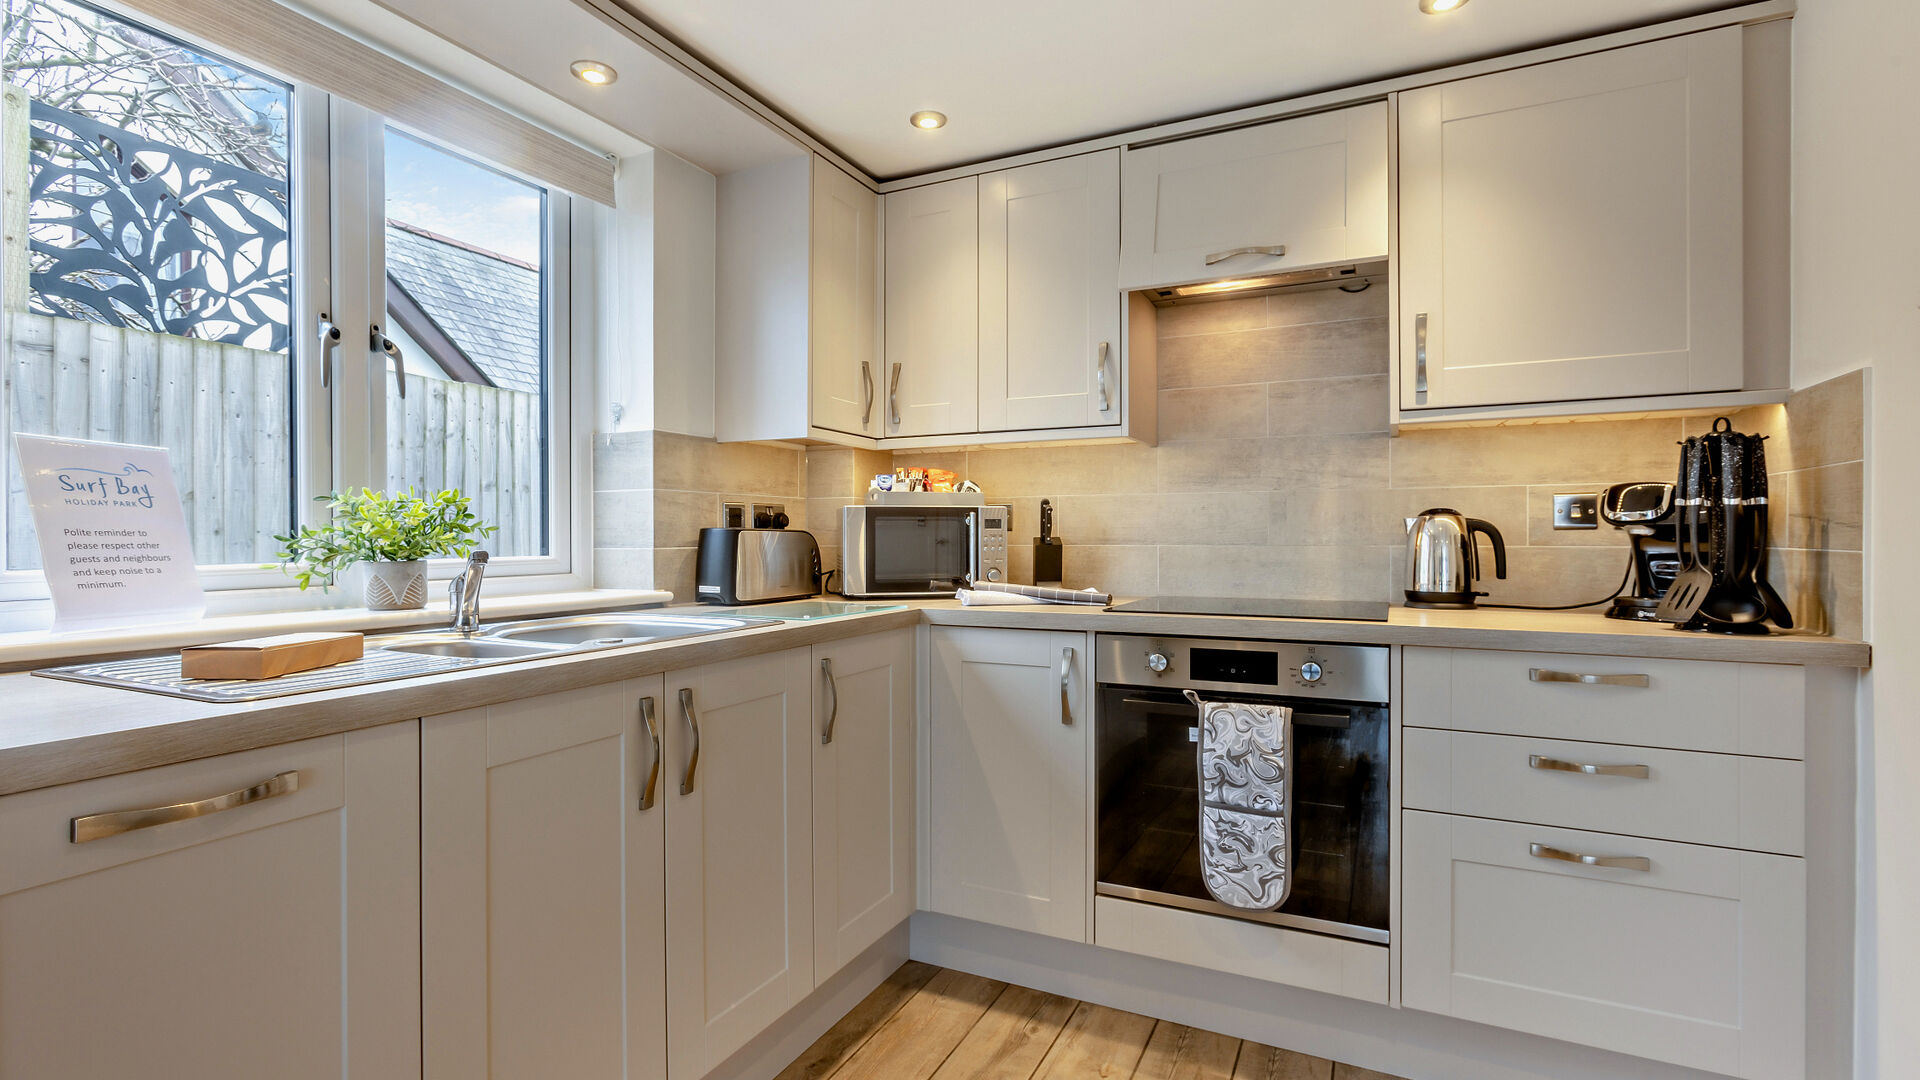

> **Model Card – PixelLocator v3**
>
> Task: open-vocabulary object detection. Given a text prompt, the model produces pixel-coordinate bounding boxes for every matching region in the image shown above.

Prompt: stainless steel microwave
[840,503,1011,598]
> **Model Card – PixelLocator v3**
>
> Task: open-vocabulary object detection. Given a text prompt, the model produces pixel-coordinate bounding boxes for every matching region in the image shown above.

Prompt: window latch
[372,326,406,398]
[316,314,341,387]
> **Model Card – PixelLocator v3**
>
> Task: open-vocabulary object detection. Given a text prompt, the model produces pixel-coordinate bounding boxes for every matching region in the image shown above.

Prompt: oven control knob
[1146,652,1170,673]
[986,568,1002,582]
[1298,661,1324,684]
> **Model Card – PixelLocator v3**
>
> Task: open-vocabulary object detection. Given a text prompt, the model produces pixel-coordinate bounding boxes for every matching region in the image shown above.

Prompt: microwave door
[869,512,970,592]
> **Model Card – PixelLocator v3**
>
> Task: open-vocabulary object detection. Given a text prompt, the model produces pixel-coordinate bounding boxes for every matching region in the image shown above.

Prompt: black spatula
[1656,438,1713,625]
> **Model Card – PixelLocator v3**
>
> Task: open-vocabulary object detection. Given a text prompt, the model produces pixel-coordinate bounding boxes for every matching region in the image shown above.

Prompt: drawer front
[1402,811,1804,1080]
[1403,729,1803,854]
[0,734,346,893]
[1402,647,1804,757]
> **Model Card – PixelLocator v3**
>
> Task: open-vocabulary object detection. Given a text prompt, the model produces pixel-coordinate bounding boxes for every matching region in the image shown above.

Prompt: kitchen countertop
[0,599,1867,797]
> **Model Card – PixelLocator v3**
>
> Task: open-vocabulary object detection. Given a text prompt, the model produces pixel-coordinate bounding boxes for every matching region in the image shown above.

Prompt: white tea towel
[964,582,1112,605]
[954,589,1043,606]
[1188,689,1293,910]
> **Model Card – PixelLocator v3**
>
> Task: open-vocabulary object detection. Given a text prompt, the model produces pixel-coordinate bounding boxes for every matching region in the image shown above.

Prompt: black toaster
[694,528,821,604]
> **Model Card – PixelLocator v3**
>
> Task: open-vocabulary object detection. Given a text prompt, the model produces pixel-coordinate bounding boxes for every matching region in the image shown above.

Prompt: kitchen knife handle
[638,695,661,811]
[678,687,701,796]
[1529,754,1650,779]
[1059,647,1075,725]
[1414,312,1429,396]
[1530,842,1650,872]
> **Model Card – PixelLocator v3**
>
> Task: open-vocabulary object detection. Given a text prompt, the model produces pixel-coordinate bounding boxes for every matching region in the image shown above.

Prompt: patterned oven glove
[1186,689,1293,911]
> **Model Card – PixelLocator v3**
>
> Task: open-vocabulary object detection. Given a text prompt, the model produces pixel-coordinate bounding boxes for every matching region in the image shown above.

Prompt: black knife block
[1032,538,1063,586]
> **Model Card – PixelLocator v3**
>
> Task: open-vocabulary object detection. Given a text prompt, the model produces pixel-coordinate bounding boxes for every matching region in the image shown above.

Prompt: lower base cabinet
[422,679,666,1080]
[665,647,816,1078]
[1401,810,1805,1080]
[0,725,421,1080]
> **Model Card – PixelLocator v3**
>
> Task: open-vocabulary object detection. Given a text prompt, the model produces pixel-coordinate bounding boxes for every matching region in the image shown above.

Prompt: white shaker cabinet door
[664,647,815,1078]
[0,726,421,1080]
[421,679,666,1080]
[884,175,980,437]
[1401,811,1805,1080]
[812,629,916,982]
[810,155,883,437]
[978,149,1122,432]
[927,626,1090,942]
[1397,27,1745,411]
[1119,101,1387,290]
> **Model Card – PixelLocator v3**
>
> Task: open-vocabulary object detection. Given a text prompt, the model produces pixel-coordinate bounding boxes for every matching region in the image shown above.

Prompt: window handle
[317,314,341,387]
[372,326,405,398]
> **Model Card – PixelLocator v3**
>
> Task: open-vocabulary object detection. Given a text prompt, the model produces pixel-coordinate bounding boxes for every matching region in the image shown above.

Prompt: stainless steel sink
[490,613,776,648]
[379,637,561,659]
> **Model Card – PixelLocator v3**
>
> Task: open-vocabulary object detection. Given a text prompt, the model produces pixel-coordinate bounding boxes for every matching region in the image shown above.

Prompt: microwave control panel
[975,505,1010,584]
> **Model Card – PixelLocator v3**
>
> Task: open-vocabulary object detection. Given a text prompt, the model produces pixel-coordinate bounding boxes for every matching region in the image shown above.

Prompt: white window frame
[0,2,592,620]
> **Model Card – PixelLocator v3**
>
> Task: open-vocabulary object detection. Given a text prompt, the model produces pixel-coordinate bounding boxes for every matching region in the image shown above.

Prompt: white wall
[592,147,719,437]
[1789,2,1920,1076]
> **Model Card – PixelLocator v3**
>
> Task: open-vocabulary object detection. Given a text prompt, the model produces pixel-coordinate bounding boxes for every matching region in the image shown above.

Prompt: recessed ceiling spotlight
[570,60,618,86]
[1419,0,1467,12]
[909,110,947,131]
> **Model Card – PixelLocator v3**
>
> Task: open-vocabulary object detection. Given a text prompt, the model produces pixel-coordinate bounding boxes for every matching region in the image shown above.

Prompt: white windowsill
[0,588,675,669]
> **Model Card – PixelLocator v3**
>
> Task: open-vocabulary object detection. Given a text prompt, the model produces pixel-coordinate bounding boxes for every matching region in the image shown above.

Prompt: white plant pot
[358,559,428,611]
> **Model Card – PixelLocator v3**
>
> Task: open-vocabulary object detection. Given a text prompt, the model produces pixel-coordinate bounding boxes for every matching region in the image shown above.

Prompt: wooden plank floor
[776,963,1408,1080]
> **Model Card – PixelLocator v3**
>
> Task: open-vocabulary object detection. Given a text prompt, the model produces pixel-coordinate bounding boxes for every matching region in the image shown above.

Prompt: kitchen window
[0,0,584,608]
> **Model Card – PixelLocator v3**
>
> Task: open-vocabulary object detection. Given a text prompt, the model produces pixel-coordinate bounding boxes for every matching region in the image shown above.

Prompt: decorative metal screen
[26,99,291,352]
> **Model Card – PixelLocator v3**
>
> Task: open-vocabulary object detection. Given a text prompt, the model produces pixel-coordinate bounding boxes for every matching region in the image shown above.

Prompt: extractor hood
[1142,259,1387,306]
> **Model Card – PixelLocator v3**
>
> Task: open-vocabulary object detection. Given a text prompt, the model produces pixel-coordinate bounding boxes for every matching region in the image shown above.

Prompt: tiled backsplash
[591,289,1864,637]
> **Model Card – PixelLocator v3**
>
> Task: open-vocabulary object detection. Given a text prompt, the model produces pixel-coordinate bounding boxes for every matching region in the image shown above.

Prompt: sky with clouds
[384,130,544,266]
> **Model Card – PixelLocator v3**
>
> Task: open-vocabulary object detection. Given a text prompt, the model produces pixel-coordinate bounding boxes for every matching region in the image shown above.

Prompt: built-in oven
[1095,634,1390,944]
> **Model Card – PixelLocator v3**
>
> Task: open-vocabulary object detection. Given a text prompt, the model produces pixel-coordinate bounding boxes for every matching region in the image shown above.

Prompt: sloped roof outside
[385,220,543,394]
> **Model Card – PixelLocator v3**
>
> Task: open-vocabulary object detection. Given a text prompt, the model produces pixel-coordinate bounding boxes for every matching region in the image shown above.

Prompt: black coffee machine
[1601,482,1680,621]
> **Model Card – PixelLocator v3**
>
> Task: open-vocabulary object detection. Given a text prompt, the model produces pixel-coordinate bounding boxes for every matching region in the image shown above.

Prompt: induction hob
[1105,596,1392,622]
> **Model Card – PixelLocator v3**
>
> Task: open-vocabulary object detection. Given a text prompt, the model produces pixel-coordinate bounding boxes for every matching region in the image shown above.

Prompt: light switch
[1553,492,1600,530]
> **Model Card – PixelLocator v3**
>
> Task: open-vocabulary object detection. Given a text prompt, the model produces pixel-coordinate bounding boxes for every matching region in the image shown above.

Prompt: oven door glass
[1095,685,1389,939]
[862,509,974,594]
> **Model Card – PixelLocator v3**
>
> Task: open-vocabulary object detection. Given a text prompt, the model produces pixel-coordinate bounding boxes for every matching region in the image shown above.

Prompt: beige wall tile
[1158,386,1269,442]
[1047,492,1271,546]
[1787,368,1866,470]
[592,431,652,492]
[592,547,653,590]
[1524,485,1639,547]
[1785,461,1864,551]
[1263,434,1391,490]
[1477,546,1633,609]
[1389,418,1683,489]
[1269,375,1389,436]
[593,490,653,548]
[1265,283,1388,327]
[653,490,719,549]
[1156,438,1271,492]
[653,547,697,603]
[1775,548,1862,639]
[1064,545,1158,594]
[1154,295,1266,338]
[1158,318,1388,389]
[957,443,1159,497]
[1158,544,1392,601]
[806,448,854,498]
[655,431,804,495]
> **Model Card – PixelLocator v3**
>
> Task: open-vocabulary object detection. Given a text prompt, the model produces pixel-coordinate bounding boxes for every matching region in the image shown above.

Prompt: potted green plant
[274,488,496,610]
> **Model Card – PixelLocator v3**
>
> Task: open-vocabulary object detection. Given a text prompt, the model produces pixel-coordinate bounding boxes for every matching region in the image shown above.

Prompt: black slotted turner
[1657,437,1713,624]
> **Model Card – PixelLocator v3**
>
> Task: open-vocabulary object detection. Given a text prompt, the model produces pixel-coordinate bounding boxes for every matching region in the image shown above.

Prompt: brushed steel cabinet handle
[1529,754,1650,780]
[373,327,406,398]
[1530,842,1650,872]
[1095,342,1111,412]
[1204,244,1286,266]
[678,687,701,796]
[1414,312,1429,396]
[316,314,341,388]
[860,361,874,427]
[1059,647,1075,725]
[820,657,840,745]
[1530,668,1651,688]
[71,771,301,844]
[888,362,902,428]
[639,695,662,811]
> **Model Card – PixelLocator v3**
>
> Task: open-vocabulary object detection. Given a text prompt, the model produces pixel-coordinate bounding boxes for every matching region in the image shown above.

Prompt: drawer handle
[639,695,662,811]
[679,687,702,796]
[70,771,301,844]
[820,657,840,745]
[1530,668,1651,688]
[1060,646,1075,725]
[1529,755,1650,780]
[1414,311,1429,396]
[1529,842,1650,872]
[1204,244,1286,266]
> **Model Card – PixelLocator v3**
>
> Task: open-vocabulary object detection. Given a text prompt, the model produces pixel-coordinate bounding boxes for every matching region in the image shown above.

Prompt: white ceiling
[614,0,1736,179]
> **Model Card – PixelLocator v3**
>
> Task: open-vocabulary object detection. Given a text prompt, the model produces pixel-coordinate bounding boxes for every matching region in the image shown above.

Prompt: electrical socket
[1553,492,1600,530]
[721,503,746,528]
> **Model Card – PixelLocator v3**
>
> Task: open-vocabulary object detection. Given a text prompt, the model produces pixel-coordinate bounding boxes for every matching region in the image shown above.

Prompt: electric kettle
[1404,508,1507,609]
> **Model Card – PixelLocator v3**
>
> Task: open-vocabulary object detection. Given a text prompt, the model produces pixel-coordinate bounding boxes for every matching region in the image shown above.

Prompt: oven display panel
[1188,648,1278,686]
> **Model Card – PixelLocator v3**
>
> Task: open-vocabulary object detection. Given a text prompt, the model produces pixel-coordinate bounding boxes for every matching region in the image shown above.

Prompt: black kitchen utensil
[1699,425,1767,627]
[1033,498,1063,586]
[1751,437,1794,628]
[1656,437,1713,624]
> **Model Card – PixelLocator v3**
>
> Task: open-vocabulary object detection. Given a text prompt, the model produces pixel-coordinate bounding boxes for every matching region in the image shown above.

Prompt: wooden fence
[5,312,540,571]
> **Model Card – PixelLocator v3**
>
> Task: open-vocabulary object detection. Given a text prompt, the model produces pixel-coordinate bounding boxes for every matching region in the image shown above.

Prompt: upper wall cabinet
[717,154,882,444]
[1396,25,1786,418]
[884,175,981,438]
[1119,102,1388,290]
[979,150,1123,432]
